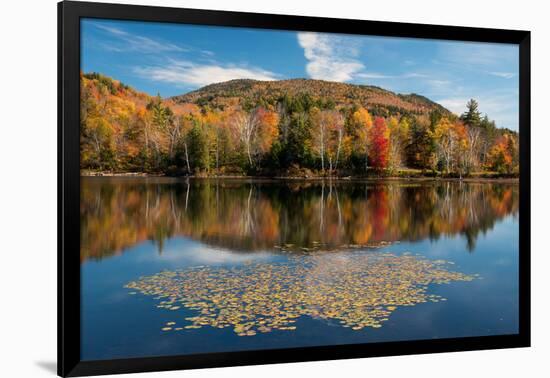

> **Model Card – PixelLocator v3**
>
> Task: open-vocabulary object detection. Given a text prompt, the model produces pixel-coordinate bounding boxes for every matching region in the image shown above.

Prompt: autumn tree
[311,108,344,173]
[143,95,174,169]
[231,107,279,168]
[387,116,408,171]
[369,117,390,170]
[165,112,182,160]
[430,118,469,176]
[310,107,327,172]
[406,116,435,171]
[86,117,115,169]
[350,107,373,172]
[453,122,468,178]
[135,107,152,167]
[255,107,280,160]
[430,118,458,174]
[478,115,498,164]
[174,114,195,173]
[464,125,482,174]
[232,110,257,167]
[487,133,518,174]
[326,111,345,172]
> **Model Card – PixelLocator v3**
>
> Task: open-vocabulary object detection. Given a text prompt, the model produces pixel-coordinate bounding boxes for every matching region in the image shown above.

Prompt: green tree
[406,117,436,172]
[187,123,210,173]
[460,99,482,128]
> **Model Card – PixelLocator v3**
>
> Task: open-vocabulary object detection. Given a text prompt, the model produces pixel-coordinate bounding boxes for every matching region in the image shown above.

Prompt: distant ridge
[170,78,451,117]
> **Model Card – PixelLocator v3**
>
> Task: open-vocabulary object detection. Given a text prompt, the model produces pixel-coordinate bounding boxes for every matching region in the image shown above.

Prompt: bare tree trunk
[216,131,219,173]
[144,121,150,154]
[365,142,369,173]
[247,142,253,166]
[185,179,190,212]
[335,187,342,229]
[183,141,190,173]
[335,128,343,170]
[321,146,324,172]
[320,125,325,172]
[319,182,325,233]
[244,186,255,234]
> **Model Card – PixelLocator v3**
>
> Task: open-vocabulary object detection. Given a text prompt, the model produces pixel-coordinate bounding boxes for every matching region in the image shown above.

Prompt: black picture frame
[58,1,531,376]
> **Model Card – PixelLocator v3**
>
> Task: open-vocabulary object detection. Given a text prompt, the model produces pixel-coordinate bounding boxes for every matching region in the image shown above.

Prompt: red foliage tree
[369,117,390,169]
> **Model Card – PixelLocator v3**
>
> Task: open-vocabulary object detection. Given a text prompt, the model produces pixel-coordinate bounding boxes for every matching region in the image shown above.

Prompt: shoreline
[80,171,519,183]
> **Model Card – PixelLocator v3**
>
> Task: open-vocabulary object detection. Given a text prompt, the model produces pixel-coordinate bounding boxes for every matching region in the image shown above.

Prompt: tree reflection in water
[80,178,518,262]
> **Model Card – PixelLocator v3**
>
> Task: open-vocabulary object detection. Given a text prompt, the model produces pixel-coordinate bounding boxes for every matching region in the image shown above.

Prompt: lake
[80,177,519,360]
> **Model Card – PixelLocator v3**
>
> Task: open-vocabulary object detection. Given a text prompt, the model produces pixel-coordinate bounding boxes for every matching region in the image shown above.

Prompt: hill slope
[170,78,451,117]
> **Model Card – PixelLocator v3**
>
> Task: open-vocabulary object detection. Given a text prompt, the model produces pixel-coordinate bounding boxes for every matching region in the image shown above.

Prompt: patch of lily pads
[124,251,477,336]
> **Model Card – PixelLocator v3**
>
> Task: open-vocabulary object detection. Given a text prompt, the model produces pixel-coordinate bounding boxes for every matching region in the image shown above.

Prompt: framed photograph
[58,1,530,376]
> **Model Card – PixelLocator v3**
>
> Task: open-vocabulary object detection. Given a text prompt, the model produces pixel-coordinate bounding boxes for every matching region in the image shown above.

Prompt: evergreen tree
[460,99,482,128]
[187,123,209,173]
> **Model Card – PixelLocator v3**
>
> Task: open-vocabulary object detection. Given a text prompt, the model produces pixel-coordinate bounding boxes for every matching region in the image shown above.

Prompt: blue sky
[81,19,519,130]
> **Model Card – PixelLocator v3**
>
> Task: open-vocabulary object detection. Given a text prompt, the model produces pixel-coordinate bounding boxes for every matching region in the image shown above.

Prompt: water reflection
[81,178,518,262]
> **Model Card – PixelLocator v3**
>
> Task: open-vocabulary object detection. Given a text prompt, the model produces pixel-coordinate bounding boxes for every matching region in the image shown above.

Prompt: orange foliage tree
[487,133,518,174]
[350,107,373,172]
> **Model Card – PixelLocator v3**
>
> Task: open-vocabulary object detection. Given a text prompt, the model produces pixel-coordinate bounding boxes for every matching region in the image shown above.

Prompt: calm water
[81,177,519,360]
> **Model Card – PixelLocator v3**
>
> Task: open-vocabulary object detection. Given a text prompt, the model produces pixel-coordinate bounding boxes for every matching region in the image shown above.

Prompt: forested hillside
[80,72,519,177]
[171,78,451,117]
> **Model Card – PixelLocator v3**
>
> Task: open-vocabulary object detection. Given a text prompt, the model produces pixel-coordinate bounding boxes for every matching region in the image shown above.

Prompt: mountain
[81,72,451,120]
[169,78,451,118]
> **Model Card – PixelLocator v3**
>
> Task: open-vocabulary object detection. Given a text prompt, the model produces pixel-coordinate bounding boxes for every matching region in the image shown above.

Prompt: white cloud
[297,32,365,82]
[488,71,516,79]
[296,33,428,84]
[134,60,280,88]
[95,24,186,53]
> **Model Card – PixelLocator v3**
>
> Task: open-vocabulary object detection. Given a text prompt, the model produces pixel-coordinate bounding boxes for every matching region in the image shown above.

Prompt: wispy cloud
[134,60,280,88]
[95,24,186,53]
[356,72,428,80]
[488,71,516,79]
[405,73,428,78]
[437,91,518,130]
[297,32,364,82]
[427,79,452,88]
[438,42,518,68]
[201,50,215,57]
[356,72,393,79]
